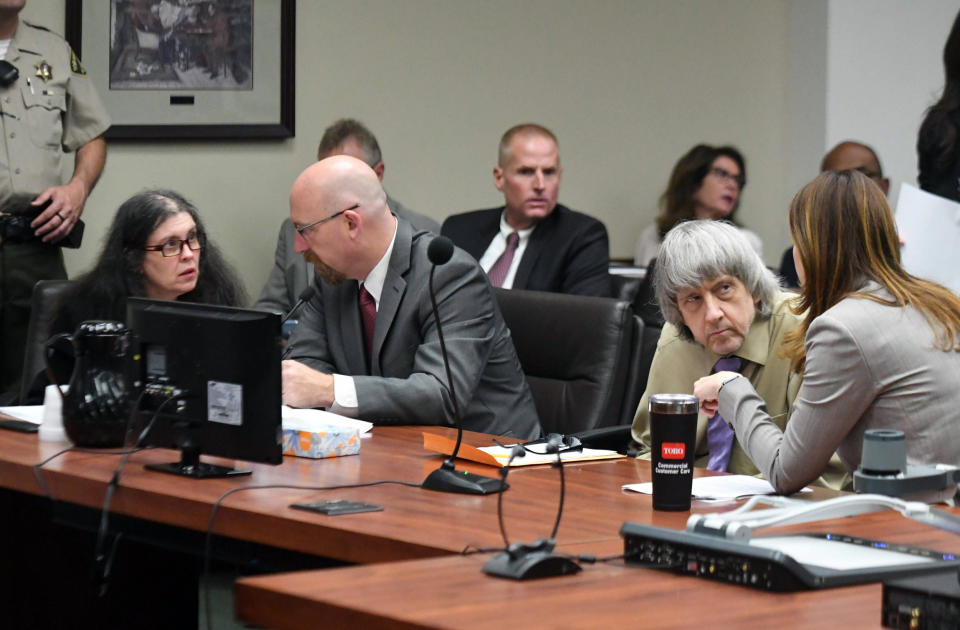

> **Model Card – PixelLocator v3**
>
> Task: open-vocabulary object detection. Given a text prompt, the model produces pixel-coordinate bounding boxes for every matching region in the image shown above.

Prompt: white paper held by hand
[623,475,810,500]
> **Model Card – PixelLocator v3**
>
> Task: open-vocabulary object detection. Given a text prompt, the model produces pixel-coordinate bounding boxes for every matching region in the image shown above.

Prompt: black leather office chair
[609,274,642,303]
[18,279,73,404]
[632,258,665,329]
[494,288,634,436]
[571,314,660,454]
[619,315,648,426]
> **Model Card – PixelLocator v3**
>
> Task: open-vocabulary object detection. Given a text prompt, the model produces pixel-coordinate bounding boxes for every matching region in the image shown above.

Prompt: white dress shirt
[330,223,398,414]
[477,212,535,289]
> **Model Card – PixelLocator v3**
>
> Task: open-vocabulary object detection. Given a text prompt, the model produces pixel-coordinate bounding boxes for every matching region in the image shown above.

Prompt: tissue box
[282,425,361,459]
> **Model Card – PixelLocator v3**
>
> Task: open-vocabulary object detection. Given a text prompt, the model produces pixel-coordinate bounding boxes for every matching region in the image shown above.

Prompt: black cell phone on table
[290,500,383,516]
[0,419,40,433]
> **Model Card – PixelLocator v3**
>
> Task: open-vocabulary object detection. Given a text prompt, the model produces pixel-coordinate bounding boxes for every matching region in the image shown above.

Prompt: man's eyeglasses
[144,234,203,257]
[295,203,359,237]
[854,166,883,180]
[708,166,745,188]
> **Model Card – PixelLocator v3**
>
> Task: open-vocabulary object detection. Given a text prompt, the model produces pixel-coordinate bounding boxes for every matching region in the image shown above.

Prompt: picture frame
[65,0,295,140]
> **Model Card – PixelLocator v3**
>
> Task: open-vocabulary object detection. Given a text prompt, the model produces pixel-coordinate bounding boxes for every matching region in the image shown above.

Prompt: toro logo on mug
[661,442,686,459]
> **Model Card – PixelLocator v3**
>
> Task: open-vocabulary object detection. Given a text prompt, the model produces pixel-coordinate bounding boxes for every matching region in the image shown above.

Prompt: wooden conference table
[0,423,713,563]
[236,509,954,630]
[229,432,960,630]
[1,422,956,629]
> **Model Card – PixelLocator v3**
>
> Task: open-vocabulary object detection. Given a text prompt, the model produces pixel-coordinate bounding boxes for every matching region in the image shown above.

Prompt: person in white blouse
[634,144,762,266]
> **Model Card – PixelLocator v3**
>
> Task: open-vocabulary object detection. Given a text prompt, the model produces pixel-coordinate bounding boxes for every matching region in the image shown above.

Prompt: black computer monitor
[125,298,283,478]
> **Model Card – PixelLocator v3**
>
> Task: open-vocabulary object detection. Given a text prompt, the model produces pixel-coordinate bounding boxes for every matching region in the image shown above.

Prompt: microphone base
[482,547,582,580]
[422,460,506,495]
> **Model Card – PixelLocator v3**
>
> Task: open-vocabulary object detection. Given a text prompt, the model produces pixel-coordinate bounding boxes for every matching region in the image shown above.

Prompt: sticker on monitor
[207,381,243,425]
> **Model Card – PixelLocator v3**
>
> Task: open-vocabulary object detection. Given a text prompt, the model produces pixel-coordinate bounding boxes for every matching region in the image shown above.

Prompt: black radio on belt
[0,198,85,248]
[0,60,18,87]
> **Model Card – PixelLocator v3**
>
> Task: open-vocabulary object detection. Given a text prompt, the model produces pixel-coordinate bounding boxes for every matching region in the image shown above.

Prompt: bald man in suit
[282,156,540,439]
[256,118,439,314]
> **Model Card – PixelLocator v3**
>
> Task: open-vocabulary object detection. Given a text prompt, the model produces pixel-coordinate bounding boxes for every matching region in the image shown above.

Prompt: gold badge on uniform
[69,49,86,76]
[34,60,52,83]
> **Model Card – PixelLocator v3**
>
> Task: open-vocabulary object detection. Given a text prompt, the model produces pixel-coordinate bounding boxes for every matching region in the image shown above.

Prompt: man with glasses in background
[280,155,541,439]
[779,141,889,287]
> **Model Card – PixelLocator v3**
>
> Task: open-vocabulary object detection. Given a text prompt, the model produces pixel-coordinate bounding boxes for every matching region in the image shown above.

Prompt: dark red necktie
[359,285,377,360]
[487,232,519,287]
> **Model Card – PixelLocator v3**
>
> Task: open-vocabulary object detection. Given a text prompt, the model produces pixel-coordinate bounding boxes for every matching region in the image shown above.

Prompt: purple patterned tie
[705,356,742,472]
[359,285,377,361]
[486,232,519,287]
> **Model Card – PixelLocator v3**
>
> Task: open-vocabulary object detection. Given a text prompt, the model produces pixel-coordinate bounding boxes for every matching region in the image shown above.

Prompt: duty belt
[0,195,84,248]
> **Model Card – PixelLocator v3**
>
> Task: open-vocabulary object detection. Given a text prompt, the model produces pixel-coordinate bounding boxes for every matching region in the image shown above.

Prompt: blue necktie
[705,356,742,472]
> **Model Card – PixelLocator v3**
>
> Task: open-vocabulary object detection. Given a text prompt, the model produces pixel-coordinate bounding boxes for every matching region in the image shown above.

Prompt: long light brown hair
[783,170,960,371]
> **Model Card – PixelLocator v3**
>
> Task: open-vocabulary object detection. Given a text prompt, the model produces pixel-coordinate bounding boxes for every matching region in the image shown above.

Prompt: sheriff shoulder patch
[69,49,86,76]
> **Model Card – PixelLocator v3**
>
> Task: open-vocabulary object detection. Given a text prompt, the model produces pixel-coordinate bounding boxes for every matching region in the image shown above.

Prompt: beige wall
[26,1,801,299]
[825,0,958,209]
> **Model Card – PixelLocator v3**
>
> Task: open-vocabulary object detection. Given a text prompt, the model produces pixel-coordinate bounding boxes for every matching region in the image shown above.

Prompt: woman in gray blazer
[694,170,960,494]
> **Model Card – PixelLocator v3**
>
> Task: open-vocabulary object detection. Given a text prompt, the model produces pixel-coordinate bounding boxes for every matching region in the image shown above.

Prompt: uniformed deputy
[0,0,110,399]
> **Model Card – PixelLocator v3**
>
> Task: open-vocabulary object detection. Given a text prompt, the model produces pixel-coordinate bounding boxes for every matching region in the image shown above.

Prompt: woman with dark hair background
[634,143,762,265]
[694,170,960,494]
[26,189,247,400]
[917,9,960,201]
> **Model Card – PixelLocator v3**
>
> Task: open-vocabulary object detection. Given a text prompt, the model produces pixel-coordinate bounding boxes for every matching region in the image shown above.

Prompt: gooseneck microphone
[280,285,317,360]
[281,285,317,325]
[427,234,454,265]
[421,237,505,495]
[426,237,462,457]
[482,435,582,579]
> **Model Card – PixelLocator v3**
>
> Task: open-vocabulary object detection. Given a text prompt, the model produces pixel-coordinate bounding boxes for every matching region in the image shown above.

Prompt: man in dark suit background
[282,155,541,439]
[441,124,611,297]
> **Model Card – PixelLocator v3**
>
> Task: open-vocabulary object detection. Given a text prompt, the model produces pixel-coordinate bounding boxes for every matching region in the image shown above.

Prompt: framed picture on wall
[65,0,295,140]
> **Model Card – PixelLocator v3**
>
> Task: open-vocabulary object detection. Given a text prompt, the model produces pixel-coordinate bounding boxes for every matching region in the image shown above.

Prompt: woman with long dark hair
[918,9,960,200]
[22,189,248,400]
[693,170,960,494]
[634,144,761,265]
[51,188,246,332]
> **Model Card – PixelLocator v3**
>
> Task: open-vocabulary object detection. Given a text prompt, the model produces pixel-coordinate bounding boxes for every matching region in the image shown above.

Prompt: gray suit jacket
[286,218,542,439]
[255,196,440,313]
[719,282,960,494]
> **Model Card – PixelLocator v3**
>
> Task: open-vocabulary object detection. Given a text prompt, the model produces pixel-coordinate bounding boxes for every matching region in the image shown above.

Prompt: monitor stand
[145,443,251,479]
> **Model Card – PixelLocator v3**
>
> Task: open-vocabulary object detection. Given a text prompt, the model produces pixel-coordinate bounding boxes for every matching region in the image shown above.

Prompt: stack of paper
[623,475,810,500]
[895,183,960,295]
[0,406,43,424]
[423,432,624,467]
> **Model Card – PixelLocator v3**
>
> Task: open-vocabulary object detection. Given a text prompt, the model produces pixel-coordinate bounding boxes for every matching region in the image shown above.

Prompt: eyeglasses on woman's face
[708,166,745,189]
[144,233,203,257]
